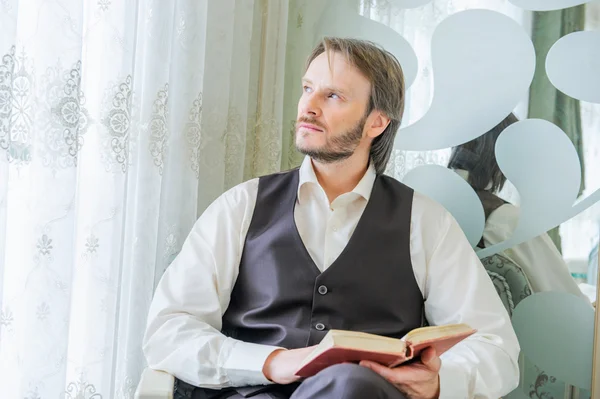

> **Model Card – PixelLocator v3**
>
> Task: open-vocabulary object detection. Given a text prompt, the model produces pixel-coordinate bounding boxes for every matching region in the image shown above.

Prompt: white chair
[135,368,174,399]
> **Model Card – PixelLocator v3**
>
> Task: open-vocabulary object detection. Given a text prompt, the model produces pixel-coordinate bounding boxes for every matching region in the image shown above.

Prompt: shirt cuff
[438,359,469,399]
[221,338,283,387]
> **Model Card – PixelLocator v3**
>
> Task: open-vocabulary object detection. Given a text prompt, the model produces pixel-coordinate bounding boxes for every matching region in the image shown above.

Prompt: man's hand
[262,346,317,385]
[360,347,441,399]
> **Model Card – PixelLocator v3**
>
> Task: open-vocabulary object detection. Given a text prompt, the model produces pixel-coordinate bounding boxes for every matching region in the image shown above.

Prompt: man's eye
[328,93,340,99]
[303,86,313,93]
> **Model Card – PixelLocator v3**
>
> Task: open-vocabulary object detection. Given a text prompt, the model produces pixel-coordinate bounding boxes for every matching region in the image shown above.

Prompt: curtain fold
[0,1,287,398]
[528,5,586,253]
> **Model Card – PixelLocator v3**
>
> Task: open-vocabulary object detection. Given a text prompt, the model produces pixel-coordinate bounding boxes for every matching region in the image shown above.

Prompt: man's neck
[311,155,370,204]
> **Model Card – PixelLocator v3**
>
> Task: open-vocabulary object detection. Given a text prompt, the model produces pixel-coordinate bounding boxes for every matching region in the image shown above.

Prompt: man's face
[296,51,372,163]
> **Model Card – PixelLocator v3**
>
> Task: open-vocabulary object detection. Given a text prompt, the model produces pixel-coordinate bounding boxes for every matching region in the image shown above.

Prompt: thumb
[420,347,441,372]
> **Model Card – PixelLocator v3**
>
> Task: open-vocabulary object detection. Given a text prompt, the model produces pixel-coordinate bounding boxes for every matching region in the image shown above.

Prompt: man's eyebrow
[301,78,350,97]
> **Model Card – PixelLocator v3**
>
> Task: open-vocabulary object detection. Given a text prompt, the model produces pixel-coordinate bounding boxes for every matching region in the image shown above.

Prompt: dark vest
[221,169,424,349]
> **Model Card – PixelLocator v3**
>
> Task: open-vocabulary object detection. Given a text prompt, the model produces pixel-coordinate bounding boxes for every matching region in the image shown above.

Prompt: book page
[403,323,474,344]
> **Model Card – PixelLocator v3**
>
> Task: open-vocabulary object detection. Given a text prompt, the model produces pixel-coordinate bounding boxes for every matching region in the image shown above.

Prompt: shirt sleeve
[484,204,589,301]
[142,179,282,389]
[423,210,521,398]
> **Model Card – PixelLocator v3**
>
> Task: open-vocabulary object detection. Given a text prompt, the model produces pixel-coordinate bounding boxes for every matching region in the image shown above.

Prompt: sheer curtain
[0,1,287,398]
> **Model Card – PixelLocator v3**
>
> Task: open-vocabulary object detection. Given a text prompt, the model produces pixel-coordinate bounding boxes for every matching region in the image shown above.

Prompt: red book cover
[295,347,411,378]
[294,328,476,378]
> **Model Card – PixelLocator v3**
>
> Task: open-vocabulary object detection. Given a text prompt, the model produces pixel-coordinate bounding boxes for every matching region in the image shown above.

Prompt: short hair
[305,37,405,175]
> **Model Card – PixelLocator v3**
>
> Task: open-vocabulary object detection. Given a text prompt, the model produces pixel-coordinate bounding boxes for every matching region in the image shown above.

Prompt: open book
[294,323,476,378]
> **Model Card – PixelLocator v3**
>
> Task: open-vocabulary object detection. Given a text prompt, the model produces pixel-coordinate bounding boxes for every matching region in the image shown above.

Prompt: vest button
[315,323,326,331]
[318,285,328,295]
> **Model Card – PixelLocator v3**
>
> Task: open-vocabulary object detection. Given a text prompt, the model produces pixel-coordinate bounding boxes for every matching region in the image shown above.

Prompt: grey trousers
[178,364,408,399]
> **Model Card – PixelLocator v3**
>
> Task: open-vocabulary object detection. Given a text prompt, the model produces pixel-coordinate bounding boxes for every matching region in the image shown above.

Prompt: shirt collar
[297,156,377,203]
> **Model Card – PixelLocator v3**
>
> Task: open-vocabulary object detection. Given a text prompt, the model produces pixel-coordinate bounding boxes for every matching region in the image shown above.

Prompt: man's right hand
[262,346,317,384]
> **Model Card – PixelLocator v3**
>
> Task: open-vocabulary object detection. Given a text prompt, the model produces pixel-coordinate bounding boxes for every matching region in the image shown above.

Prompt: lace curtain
[0,1,287,398]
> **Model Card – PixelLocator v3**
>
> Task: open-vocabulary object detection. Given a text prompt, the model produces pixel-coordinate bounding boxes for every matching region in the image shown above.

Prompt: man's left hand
[360,347,441,399]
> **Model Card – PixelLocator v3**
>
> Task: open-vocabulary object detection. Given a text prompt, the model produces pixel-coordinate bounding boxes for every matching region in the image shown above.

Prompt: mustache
[296,117,326,131]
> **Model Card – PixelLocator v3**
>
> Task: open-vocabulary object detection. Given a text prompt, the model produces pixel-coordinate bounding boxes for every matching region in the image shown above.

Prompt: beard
[295,113,367,163]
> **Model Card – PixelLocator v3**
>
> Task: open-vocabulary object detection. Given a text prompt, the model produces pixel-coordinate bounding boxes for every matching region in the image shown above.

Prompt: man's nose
[301,94,321,117]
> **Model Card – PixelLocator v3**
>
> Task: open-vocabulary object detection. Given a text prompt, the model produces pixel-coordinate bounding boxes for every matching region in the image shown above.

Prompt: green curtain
[528,6,586,253]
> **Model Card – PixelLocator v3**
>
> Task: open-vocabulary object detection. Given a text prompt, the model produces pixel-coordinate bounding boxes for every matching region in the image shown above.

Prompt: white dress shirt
[143,157,520,398]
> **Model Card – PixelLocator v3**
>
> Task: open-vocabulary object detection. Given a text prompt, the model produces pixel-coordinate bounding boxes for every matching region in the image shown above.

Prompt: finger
[420,347,441,372]
[359,360,399,382]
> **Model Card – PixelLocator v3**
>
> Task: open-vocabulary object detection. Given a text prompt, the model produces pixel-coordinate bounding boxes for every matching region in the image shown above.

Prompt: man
[143,37,520,399]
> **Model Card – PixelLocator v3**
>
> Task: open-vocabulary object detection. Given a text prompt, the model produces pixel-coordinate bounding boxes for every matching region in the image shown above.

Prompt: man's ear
[366,111,391,139]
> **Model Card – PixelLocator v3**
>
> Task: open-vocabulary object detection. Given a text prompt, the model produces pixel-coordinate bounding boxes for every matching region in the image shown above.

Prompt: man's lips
[298,123,324,132]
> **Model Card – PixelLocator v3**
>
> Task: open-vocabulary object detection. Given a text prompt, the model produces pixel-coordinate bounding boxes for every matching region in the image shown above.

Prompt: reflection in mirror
[476,118,596,258]
[445,114,590,300]
[446,115,599,398]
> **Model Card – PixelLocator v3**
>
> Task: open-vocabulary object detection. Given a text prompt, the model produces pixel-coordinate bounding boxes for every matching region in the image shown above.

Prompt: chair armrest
[135,368,175,399]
